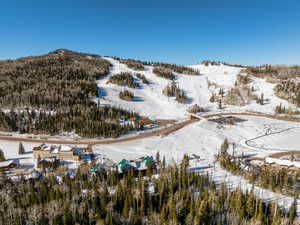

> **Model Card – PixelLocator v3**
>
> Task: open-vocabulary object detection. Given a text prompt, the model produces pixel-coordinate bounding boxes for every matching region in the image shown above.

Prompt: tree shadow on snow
[133,96,144,102]
[189,165,214,172]
[20,163,35,169]
[185,97,193,104]
[6,156,31,161]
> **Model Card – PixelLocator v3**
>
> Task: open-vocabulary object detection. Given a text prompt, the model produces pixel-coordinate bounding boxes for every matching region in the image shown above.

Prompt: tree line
[113,57,199,75]
[0,155,296,225]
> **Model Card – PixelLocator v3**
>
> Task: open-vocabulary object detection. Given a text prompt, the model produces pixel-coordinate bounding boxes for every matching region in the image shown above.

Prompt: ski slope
[95,58,298,120]
[95,58,242,120]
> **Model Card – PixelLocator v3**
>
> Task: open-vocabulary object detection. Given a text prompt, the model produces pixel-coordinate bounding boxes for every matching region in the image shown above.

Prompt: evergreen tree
[236,194,246,220]
[159,205,168,224]
[194,200,210,225]
[156,151,161,166]
[218,99,222,109]
[162,156,166,170]
[122,196,130,217]
[288,198,297,222]
[209,94,216,102]
[271,203,283,225]
[246,192,255,218]
[0,149,5,162]
[18,142,25,155]
[260,93,264,105]
[255,201,265,223]
[221,138,229,154]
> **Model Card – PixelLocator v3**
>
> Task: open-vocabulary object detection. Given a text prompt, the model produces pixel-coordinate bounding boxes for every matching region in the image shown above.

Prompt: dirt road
[0,111,300,147]
[0,118,199,147]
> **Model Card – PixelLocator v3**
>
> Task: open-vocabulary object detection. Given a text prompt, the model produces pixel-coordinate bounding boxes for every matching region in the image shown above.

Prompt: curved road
[0,111,300,147]
[244,127,300,152]
[0,119,198,147]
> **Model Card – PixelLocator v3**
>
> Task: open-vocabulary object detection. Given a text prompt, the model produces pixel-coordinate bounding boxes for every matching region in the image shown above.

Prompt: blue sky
[1,0,300,65]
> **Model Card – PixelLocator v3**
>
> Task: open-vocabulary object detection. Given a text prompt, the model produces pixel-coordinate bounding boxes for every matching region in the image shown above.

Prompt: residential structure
[0,159,19,172]
[33,144,87,161]
[117,156,156,173]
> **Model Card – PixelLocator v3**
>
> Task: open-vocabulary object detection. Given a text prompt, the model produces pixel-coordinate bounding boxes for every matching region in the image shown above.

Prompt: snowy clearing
[94,115,300,213]
[94,115,300,162]
[0,141,37,169]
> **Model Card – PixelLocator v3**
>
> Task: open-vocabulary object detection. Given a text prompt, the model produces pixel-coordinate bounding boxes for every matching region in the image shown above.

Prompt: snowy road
[245,126,300,152]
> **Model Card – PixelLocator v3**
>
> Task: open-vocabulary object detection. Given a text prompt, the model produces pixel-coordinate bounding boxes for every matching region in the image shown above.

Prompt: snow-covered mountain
[95,57,297,120]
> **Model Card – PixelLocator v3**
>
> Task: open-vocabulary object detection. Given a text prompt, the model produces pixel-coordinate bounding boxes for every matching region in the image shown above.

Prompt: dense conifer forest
[246,65,300,80]
[108,72,140,88]
[274,80,300,107]
[119,90,134,101]
[115,58,145,71]
[153,67,175,80]
[0,156,295,225]
[0,49,142,137]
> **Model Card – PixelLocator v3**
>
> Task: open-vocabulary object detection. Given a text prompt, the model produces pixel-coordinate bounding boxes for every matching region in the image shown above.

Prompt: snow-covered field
[0,141,37,169]
[94,115,300,213]
[247,127,300,151]
[94,115,300,164]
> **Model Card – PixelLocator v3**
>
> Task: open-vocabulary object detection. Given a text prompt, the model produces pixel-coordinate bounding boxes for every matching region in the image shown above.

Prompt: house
[67,169,77,179]
[118,156,156,174]
[82,153,95,163]
[143,156,155,168]
[90,163,106,173]
[33,144,87,161]
[0,160,19,172]
[93,155,116,171]
[26,169,42,180]
[38,157,60,169]
[118,159,133,173]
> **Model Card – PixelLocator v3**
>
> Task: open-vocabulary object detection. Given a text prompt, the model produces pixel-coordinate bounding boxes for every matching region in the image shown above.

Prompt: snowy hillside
[96,58,298,120]
[95,58,241,120]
